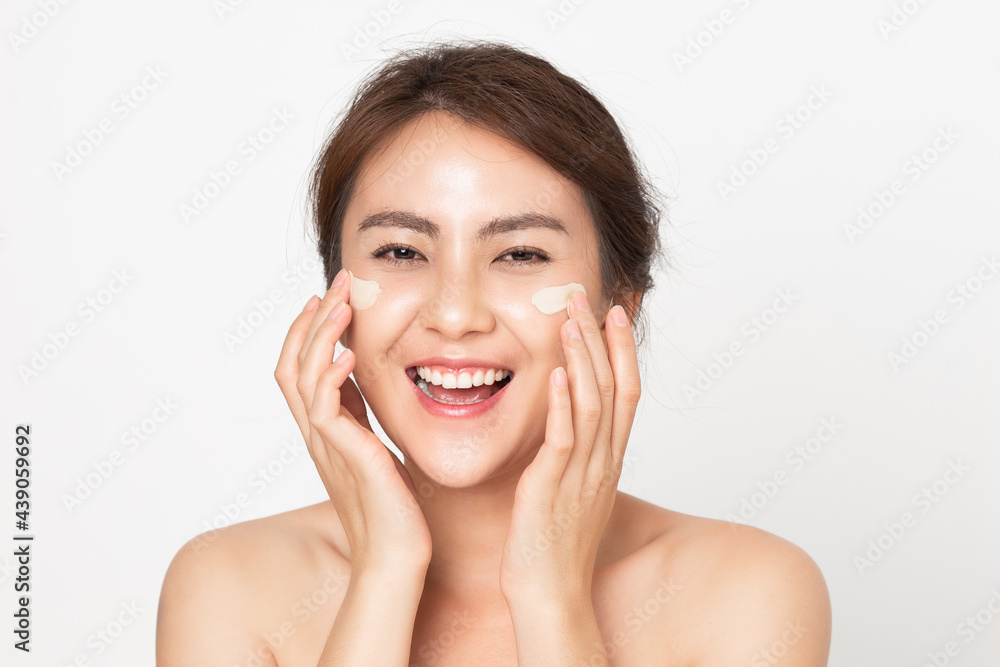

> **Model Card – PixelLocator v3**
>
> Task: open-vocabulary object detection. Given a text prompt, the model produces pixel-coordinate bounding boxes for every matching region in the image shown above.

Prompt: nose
[418,272,495,338]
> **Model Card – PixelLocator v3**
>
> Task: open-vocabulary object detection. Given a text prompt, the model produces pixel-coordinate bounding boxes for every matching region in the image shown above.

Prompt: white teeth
[415,366,509,387]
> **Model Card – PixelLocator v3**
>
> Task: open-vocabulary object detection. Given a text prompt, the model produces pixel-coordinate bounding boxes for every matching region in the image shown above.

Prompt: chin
[397,435,498,488]
[393,430,536,492]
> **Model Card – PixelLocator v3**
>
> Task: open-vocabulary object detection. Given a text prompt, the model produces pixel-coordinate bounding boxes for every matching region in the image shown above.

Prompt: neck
[404,458,525,605]
[401,453,631,612]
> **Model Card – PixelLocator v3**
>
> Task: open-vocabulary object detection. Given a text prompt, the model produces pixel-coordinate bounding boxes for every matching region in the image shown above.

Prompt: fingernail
[328,301,347,319]
[553,366,567,387]
[303,295,319,312]
[334,347,352,365]
[566,319,583,339]
[611,305,628,327]
[332,268,347,288]
[572,291,590,312]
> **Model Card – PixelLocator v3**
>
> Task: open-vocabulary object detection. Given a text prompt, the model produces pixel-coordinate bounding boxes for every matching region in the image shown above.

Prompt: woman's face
[339,111,610,488]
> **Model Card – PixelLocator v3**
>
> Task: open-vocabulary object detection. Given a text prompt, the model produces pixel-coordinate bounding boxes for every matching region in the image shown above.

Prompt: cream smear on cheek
[347,269,381,310]
[345,273,584,314]
[531,282,586,315]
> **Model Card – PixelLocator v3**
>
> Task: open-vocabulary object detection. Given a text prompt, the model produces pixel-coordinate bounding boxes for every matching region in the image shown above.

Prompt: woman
[157,39,831,665]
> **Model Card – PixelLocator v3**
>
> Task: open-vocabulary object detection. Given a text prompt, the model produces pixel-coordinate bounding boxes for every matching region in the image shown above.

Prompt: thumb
[339,375,374,431]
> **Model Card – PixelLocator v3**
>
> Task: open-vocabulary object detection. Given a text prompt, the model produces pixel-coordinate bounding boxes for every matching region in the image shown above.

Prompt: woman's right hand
[273,268,432,575]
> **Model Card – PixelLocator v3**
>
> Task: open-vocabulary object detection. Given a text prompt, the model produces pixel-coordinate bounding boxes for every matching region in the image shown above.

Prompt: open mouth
[406,366,513,405]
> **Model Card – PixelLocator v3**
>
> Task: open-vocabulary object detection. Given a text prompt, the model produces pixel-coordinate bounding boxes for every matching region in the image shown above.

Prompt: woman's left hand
[499,290,642,608]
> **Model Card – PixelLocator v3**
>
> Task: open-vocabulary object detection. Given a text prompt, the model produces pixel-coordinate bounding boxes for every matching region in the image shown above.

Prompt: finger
[605,304,642,468]
[340,374,374,432]
[274,295,321,441]
[524,366,574,493]
[299,267,352,368]
[298,297,353,410]
[568,291,617,469]
[310,349,402,486]
[559,300,604,486]
[310,348,362,456]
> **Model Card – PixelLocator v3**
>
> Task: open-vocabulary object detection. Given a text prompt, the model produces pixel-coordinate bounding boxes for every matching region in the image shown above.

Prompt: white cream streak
[531,283,586,315]
[347,269,381,310]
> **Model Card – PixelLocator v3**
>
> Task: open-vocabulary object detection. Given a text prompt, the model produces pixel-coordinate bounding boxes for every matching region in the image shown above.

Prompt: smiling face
[339,111,610,488]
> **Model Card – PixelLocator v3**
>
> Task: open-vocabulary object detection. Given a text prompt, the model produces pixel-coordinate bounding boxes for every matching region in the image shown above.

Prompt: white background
[3,0,998,665]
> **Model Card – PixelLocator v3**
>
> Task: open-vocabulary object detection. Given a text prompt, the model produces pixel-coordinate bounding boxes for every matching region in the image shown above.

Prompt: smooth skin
[157,112,831,666]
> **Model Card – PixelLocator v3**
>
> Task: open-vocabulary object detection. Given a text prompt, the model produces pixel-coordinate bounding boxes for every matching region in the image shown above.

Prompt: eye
[372,243,420,267]
[500,247,550,265]
[371,243,551,268]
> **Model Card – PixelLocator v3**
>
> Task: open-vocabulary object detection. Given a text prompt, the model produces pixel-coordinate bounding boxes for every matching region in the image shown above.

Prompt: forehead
[343,111,595,241]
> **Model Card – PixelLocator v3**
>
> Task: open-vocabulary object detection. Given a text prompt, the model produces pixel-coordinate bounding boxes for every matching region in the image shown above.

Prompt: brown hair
[308,38,668,352]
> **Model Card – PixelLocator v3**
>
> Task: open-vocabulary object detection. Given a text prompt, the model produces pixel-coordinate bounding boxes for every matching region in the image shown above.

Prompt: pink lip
[407,369,512,418]
[407,357,513,374]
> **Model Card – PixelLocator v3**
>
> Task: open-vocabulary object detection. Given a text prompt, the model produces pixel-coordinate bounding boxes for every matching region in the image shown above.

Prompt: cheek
[348,270,381,309]
[530,282,586,315]
[340,273,415,343]
[342,276,578,362]
[340,280,422,375]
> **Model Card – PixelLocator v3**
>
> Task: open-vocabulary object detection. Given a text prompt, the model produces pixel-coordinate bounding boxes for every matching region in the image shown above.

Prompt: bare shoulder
[607,494,832,666]
[156,502,349,667]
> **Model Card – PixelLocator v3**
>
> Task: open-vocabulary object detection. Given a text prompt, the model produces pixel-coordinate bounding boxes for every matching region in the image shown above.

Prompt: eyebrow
[356,210,568,242]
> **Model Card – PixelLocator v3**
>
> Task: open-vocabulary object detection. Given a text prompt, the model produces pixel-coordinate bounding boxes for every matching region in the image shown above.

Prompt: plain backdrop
[2,1,998,665]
